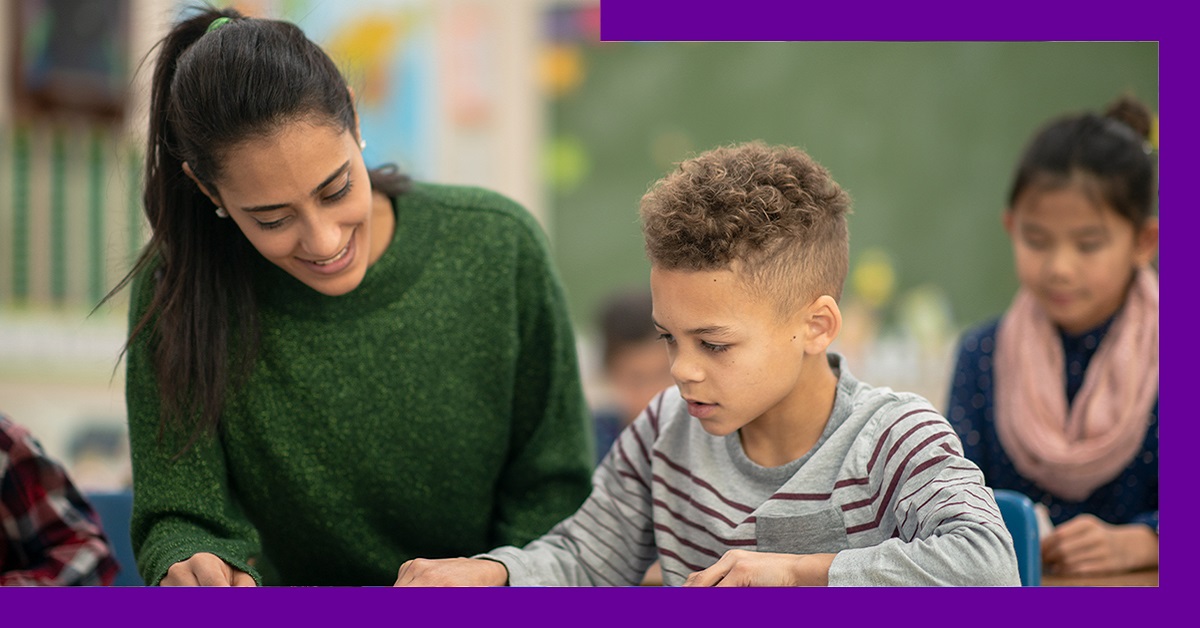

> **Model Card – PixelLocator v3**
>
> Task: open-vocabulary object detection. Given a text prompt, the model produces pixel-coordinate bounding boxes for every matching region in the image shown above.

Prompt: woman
[110,7,593,586]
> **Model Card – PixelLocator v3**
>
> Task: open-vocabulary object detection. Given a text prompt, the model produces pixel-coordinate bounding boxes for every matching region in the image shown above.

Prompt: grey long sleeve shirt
[481,355,1020,586]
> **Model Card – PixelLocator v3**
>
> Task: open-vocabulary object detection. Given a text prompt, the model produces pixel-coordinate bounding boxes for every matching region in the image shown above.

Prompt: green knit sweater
[125,183,595,586]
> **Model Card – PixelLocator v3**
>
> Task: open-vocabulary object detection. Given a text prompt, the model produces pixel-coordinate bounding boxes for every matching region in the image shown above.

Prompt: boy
[1,412,118,585]
[395,141,1019,586]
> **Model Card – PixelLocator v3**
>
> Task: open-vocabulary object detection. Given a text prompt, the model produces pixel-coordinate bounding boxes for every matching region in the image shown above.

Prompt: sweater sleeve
[478,402,660,586]
[124,269,265,586]
[486,211,595,548]
[828,403,1021,586]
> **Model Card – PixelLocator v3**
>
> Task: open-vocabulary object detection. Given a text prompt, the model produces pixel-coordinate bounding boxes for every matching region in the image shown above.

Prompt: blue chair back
[992,488,1041,586]
[85,489,144,586]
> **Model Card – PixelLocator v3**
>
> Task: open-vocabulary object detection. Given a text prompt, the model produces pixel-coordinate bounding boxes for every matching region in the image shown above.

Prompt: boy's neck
[738,352,839,468]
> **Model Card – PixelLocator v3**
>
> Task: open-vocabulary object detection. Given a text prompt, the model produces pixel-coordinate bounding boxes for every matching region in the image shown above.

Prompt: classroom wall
[0,0,170,489]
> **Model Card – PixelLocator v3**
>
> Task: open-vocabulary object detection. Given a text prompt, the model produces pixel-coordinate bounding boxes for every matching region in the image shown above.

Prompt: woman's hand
[683,549,835,587]
[394,557,509,587]
[1041,514,1158,575]
[160,552,256,586]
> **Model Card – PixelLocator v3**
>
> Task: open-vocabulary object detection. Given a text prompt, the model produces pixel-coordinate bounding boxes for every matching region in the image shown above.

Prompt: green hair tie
[206,16,232,33]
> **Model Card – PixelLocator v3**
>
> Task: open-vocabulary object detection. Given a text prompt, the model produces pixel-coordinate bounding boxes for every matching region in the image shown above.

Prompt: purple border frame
[4,1,1185,625]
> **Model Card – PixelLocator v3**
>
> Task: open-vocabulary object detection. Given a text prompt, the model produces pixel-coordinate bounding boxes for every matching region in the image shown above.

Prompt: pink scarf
[993,266,1158,502]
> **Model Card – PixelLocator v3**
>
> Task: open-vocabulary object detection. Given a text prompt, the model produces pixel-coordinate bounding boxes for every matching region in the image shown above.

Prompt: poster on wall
[11,0,131,121]
[213,0,438,180]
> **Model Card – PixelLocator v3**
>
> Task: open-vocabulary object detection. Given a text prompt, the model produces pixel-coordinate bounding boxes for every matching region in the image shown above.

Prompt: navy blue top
[946,316,1158,532]
[591,407,624,466]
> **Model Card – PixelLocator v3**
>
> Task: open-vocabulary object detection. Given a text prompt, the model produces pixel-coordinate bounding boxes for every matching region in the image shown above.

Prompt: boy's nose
[669,353,703,384]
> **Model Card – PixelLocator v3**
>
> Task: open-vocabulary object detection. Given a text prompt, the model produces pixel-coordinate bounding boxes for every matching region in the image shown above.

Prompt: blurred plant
[850,247,896,310]
[544,134,589,193]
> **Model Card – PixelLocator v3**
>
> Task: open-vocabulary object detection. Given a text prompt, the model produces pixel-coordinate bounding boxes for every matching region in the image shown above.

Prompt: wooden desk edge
[1041,568,1158,587]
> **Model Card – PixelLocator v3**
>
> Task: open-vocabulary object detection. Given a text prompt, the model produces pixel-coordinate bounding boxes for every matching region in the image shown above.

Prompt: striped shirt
[482,355,1020,586]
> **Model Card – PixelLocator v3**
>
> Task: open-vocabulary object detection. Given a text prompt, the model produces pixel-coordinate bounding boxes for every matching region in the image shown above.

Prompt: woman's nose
[301,218,343,259]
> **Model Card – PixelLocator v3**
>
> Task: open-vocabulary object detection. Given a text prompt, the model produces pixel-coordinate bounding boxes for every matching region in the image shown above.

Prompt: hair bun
[1104,94,1153,141]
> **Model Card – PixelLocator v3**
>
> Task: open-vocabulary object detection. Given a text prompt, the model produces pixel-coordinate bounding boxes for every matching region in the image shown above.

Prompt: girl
[947,95,1159,576]
[107,7,594,586]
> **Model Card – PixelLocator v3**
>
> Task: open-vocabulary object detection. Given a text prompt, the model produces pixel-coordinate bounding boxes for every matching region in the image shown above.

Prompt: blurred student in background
[105,6,592,586]
[591,287,674,462]
[1,412,118,585]
[947,94,1158,576]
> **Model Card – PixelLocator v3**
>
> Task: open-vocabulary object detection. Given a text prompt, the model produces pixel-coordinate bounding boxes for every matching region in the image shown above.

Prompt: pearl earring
[215,207,229,218]
[359,138,367,150]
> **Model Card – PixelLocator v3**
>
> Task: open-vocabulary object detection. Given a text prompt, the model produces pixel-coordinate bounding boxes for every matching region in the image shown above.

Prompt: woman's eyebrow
[241,160,351,213]
[311,160,352,194]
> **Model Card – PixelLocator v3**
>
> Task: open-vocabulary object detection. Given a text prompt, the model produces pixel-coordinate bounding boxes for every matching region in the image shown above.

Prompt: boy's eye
[657,333,675,345]
[1077,240,1105,253]
[701,341,729,353]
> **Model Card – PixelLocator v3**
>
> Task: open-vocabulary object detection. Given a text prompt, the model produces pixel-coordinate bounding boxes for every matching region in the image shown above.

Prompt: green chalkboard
[547,41,1157,339]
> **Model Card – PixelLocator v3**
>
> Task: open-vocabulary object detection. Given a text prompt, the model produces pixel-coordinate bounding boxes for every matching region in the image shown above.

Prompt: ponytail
[1103,93,1154,142]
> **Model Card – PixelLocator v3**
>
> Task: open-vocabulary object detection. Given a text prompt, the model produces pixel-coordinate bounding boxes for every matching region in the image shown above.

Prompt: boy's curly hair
[639,141,851,313]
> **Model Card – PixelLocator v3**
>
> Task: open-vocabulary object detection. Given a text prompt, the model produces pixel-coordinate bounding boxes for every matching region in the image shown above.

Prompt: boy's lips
[685,398,718,419]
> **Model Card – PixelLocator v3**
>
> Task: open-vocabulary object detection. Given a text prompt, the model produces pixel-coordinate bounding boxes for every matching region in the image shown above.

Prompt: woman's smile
[298,230,357,275]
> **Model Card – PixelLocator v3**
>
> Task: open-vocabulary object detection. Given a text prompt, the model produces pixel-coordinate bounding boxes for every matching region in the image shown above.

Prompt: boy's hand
[1041,514,1158,575]
[394,557,509,587]
[161,552,256,586]
[683,550,835,587]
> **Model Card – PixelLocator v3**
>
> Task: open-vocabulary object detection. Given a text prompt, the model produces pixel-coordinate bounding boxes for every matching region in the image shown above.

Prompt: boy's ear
[800,295,842,355]
[182,162,222,208]
[1002,209,1015,237]
[1134,217,1159,268]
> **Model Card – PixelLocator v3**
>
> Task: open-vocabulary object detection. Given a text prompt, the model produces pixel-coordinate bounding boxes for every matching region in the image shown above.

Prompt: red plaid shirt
[1,414,118,585]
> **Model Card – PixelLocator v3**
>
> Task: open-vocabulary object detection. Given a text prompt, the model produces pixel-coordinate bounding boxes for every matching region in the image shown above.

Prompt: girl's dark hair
[1007,93,1156,228]
[103,5,409,455]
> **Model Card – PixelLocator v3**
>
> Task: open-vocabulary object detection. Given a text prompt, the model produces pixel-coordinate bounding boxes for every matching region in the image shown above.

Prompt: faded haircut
[639,141,851,313]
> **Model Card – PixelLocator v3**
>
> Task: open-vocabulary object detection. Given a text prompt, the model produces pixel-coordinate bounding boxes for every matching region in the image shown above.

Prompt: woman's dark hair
[102,5,409,455]
[1007,93,1156,228]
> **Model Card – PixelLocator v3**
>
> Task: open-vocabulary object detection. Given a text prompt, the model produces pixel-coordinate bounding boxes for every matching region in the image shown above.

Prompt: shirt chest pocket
[756,509,849,555]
